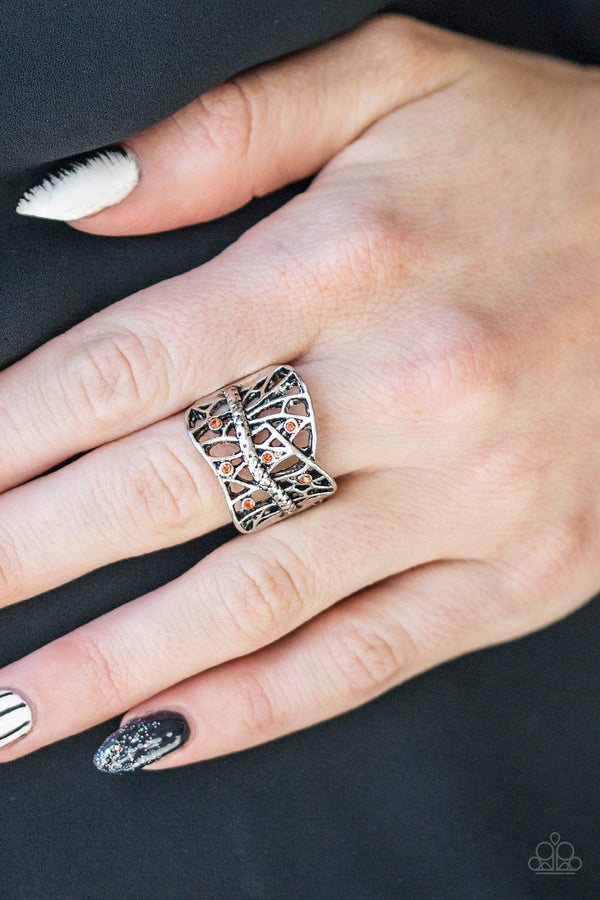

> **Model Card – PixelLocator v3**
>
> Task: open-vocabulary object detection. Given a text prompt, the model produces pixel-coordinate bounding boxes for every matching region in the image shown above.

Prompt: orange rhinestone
[242,497,255,510]
[219,461,233,476]
[209,417,222,430]
[284,420,297,433]
[261,451,274,465]
[298,474,312,484]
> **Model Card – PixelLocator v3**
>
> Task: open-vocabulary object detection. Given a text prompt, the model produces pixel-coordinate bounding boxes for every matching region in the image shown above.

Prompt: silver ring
[185,364,337,533]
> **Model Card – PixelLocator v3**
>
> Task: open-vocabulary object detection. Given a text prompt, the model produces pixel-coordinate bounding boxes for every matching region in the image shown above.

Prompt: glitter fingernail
[93,711,190,774]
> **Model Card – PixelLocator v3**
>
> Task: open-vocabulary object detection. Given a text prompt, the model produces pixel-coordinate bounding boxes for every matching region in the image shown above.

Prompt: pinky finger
[94,559,517,773]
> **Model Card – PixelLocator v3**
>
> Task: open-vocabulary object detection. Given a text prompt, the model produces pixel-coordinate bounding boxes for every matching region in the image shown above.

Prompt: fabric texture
[1,1,599,897]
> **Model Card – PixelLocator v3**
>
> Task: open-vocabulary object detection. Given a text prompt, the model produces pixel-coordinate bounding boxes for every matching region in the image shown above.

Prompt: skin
[2,14,600,769]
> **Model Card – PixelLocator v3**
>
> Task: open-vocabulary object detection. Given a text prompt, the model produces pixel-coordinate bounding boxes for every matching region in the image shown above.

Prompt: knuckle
[60,328,165,425]
[64,633,131,710]
[327,616,413,700]
[183,75,261,173]
[371,13,435,46]
[511,509,600,607]
[363,13,465,70]
[232,669,278,738]
[217,550,306,645]
[340,209,405,292]
[361,13,425,50]
[307,205,408,316]
[386,312,511,428]
[0,526,26,600]
[465,429,552,514]
[119,439,205,536]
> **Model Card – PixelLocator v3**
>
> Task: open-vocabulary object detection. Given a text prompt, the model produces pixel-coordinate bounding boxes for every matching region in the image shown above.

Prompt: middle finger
[0,357,370,608]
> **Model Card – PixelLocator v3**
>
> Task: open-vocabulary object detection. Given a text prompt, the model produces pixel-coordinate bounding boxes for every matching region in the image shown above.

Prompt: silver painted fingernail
[93,711,190,774]
[0,689,33,748]
[16,147,140,221]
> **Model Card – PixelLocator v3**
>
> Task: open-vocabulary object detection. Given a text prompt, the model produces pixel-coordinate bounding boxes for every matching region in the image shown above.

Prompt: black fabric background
[1,2,599,898]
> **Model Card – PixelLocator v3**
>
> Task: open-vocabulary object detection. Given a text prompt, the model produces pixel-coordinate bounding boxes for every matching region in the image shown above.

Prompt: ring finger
[0,470,455,762]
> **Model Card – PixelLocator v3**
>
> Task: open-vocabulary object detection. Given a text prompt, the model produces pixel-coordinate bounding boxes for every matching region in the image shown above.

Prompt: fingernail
[16,147,140,221]
[93,711,190,774]
[0,689,33,749]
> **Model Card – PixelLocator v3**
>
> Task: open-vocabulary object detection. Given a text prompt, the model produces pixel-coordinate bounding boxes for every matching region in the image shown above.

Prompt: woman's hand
[4,15,600,771]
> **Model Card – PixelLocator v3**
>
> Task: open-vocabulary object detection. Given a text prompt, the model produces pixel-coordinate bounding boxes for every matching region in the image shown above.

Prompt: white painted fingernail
[16,147,140,221]
[0,689,33,749]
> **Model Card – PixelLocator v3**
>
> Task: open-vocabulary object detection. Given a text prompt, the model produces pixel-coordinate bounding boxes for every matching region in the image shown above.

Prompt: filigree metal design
[186,364,337,532]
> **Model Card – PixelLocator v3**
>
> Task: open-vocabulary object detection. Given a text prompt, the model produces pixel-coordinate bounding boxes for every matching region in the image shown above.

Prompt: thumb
[17,15,465,235]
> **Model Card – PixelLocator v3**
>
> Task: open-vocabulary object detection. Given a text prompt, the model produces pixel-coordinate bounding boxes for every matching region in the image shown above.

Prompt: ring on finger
[186,364,337,532]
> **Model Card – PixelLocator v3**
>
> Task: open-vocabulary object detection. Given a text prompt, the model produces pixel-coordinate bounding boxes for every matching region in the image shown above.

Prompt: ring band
[185,364,337,533]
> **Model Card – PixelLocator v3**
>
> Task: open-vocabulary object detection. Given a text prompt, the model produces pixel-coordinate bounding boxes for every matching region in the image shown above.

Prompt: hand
[4,15,600,771]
